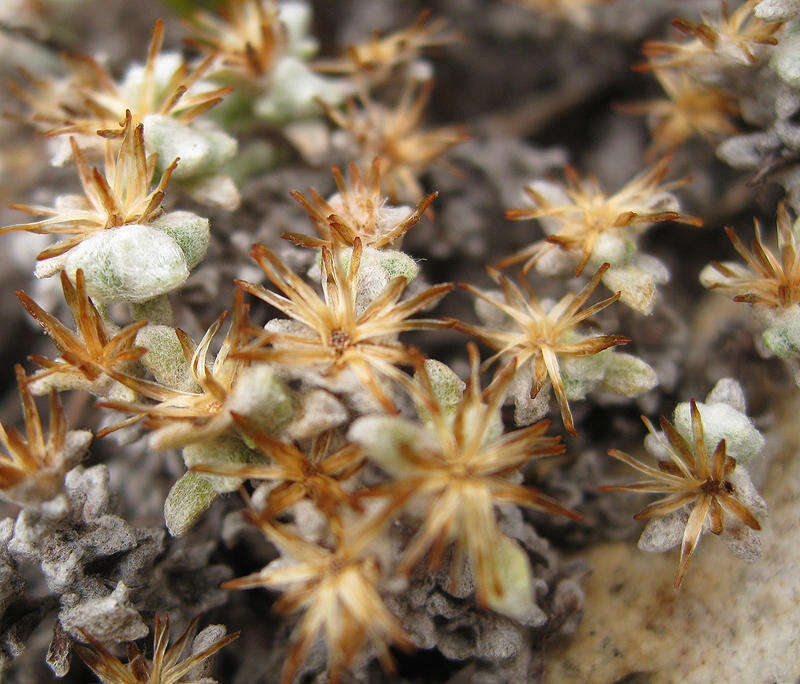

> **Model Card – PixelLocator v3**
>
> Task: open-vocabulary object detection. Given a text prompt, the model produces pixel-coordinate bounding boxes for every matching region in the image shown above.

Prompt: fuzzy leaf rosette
[604,378,767,586]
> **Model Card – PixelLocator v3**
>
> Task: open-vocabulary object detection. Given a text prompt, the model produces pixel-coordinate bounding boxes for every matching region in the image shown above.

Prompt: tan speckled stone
[544,397,800,683]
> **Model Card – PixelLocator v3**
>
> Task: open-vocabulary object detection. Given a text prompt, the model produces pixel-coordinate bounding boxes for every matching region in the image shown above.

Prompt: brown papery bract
[284,158,437,250]
[501,158,701,275]
[601,400,762,587]
[234,238,453,413]
[0,366,66,491]
[2,111,177,261]
[710,203,800,308]
[11,19,230,139]
[360,344,578,606]
[192,416,365,540]
[96,289,254,448]
[453,264,628,436]
[75,613,239,684]
[17,270,147,388]
[313,10,457,85]
[317,80,468,203]
[642,0,784,69]
[224,504,411,684]
[184,0,288,81]
[619,69,739,160]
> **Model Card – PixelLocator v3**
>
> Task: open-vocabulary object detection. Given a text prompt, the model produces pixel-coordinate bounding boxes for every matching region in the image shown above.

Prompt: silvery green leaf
[254,57,347,123]
[348,416,438,478]
[279,0,319,58]
[151,211,210,270]
[143,114,237,180]
[756,0,800,22]
[762,319,800,358]
[64,225,189,303]
[185,173,241,211]
[771,30,800,88]
[599,352,658,396]
[602,264,656,315]
[379,250,419,283]
[419,359,466,417]
[227,364,295,434]
[129,295,173,326]
[672,400,765,465]
[484,535,537,622]
[638,509,687,553]
[183,434,262,494]
[705,378,747,413]
[136,325,198,393]
[164,471,218,537]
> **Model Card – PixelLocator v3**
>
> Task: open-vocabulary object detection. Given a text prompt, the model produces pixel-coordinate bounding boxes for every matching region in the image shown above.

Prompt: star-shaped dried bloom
[283,159,436,250]
[643,1,783,69]
[226,511,410,684]
[0,365,91,506]
[185,0,288,81]
[601,400,762,587]
[75,613,239,684]
[97,290,253,448]
[705,203,800,308]
[16,269,147,395]
[12,20,230,139]
[192,416,364,538]
[454,264,629,435]
[2,111,177,262]
[620,69,739,160]
[355,345,578,611]
[318,80,468,203]
[314,10,456,84]
[236,238,453,413]
[501,159,701,275]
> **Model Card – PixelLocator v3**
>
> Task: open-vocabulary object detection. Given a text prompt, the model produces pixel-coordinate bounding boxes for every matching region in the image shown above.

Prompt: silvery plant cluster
[0,0,792,682]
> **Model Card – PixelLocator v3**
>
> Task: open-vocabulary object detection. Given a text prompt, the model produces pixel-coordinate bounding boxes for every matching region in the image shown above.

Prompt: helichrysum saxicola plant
[701,203,800,383]
[0,1,796,682]
[500,158,702,313]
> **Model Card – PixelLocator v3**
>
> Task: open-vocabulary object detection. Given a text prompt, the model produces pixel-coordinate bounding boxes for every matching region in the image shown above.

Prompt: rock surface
[543,396,800,683]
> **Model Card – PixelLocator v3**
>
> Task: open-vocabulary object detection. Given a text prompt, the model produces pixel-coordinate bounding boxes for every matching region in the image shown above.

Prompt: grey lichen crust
[3,464,230,676]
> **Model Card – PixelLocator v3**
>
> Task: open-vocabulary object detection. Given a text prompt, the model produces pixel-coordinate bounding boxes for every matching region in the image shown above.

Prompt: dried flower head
[75,613,239,684]
[0,366,64,492]
[706,204,800,308]
[185,0,288,81]
[501,159,701,275]
[620,69,739,159]
[314,10,456,84]
[16,270,147,393]
[226,510,410,684]
[283,159,436,250]
[643,1,783,69]
[12,20,230,139]
[360,345,578,610]
[2,111,177,262]
[192,416,364,538]
[454,264,629,435]
[236,239,453,413]
[601,400,762,587]
[0,365,91,505]
[97,290,252,448]
[318,80,468,202]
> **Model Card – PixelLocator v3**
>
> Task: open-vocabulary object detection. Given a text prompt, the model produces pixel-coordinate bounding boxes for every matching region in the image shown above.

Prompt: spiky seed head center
[329,329,352,352]
[701,479,734,496]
